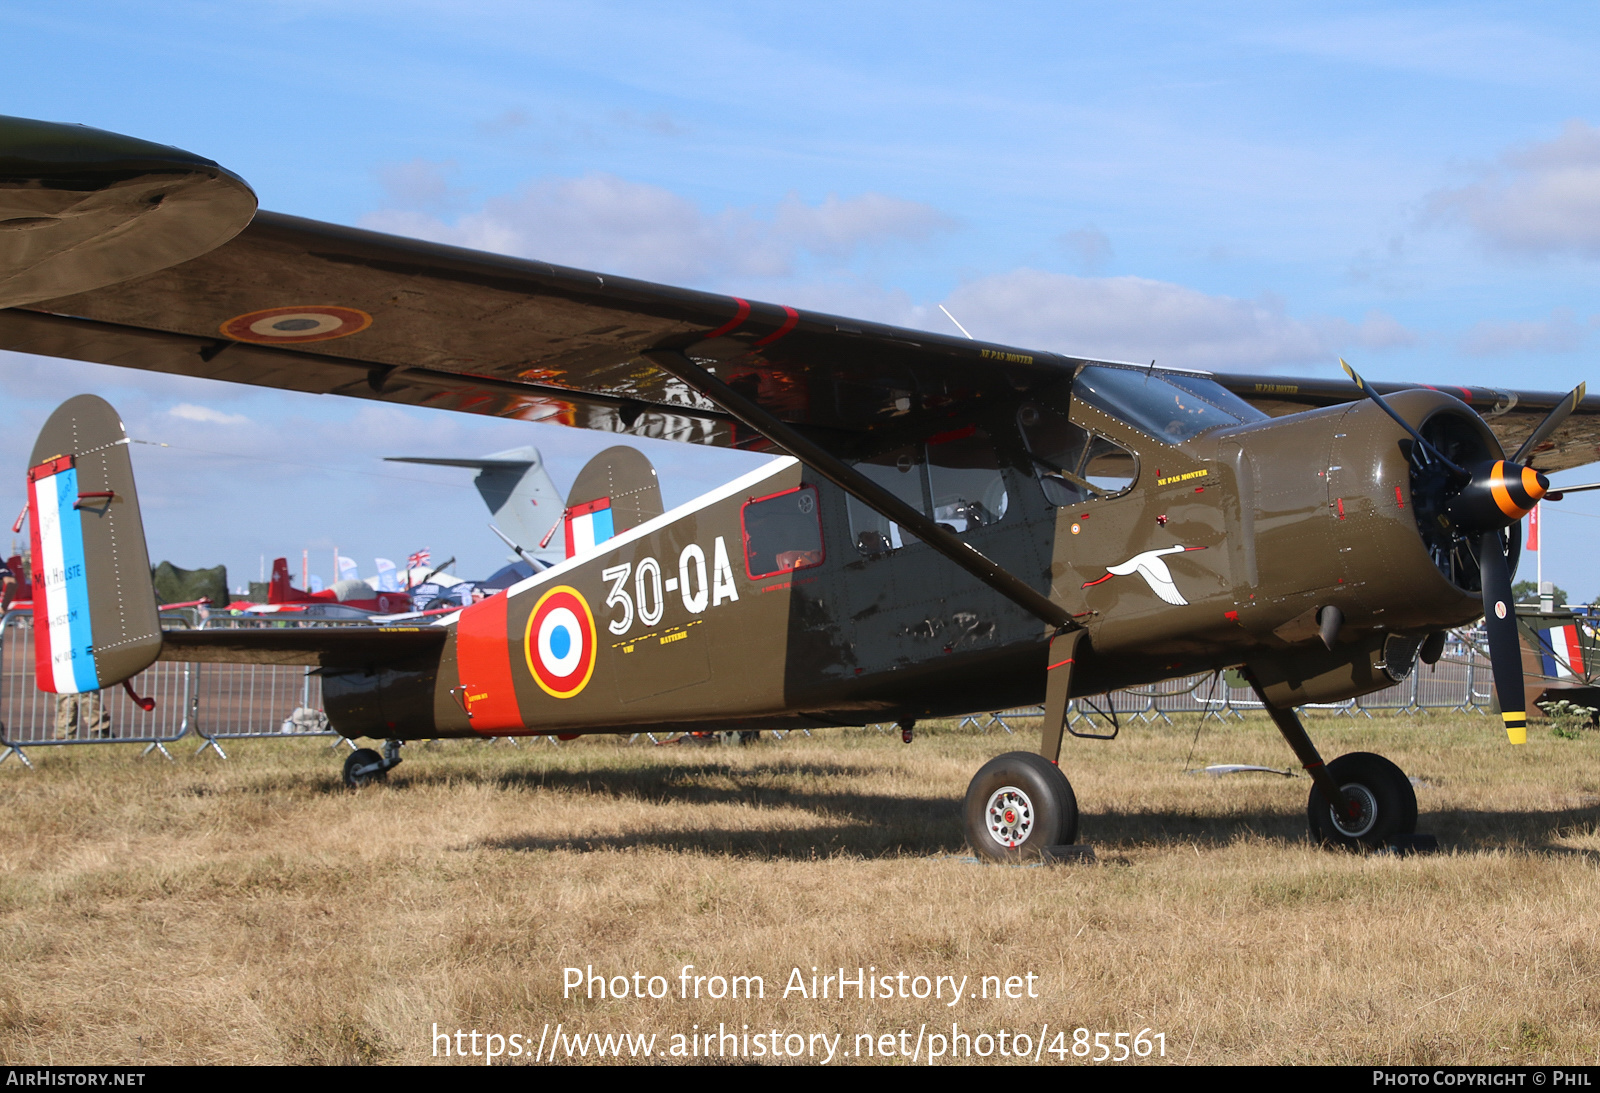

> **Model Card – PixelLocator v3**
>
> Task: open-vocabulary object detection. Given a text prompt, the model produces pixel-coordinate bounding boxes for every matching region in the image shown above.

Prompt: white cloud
[937,269,1412,371]
[361,175,952,286]
[1459,308,1588,357]
[1059,226,1113,274]
[1427,120,1600,257]
[167,403,249,426]
[772,192,953,258]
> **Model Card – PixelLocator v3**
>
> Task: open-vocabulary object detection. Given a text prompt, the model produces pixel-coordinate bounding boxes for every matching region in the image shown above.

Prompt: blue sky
[5,2,1600,596]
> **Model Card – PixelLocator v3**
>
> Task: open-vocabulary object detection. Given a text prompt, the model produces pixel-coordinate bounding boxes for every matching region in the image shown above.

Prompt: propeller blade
[1478,529,1527,744]
[1339,359,1468,477]
[1511,382,1587,466]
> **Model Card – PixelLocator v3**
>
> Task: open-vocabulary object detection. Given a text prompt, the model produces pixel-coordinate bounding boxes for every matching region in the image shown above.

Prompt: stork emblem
[1082,545,1206,605]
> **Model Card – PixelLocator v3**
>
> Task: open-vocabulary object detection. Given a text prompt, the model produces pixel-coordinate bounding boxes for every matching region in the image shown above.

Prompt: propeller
[1340,359,1469,479]
[1513,382,1587,464]
[1341,360,1587,744]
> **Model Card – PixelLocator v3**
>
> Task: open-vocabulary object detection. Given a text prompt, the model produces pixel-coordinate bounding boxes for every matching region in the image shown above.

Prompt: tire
[343,747,386,789]
[1307,752,1416,850]
[964,751,1079,862]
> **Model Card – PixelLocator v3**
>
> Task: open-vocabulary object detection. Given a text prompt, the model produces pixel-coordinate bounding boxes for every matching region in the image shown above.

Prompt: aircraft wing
[1,205,1078,457]
[1217,373,1600,474]
[158,625,446,667]
[4,116,1599,469]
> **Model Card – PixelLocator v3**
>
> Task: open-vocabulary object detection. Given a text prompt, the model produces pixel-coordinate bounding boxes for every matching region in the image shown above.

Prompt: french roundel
[524,586,598,699]
[219,306,372,344]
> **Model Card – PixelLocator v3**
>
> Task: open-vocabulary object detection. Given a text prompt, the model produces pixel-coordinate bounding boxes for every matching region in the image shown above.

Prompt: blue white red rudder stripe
[1538,623,1588,679]
[564,497,615,559]
[27,455,99,693]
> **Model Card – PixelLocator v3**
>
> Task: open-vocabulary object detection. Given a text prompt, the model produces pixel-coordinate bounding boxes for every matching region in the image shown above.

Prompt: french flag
[563,497,615,559]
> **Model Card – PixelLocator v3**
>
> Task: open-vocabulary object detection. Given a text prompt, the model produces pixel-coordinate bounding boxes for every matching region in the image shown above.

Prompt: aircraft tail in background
[386,446,564,562]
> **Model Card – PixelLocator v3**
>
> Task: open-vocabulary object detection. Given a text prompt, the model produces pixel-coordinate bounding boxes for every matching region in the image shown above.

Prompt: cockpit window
[1074,365,1268,444]
[1018,404,1137,505]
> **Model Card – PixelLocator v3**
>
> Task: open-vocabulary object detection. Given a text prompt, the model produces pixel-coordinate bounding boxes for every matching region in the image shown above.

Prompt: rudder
[27,395,160,692]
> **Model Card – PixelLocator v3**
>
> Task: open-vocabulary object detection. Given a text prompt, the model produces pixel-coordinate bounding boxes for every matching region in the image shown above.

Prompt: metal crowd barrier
[185,613,362,757]
[0,609,355,764]
[0,610,195,765]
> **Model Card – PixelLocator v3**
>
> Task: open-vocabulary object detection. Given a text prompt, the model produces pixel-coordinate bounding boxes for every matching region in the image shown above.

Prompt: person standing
[55,690,112,739]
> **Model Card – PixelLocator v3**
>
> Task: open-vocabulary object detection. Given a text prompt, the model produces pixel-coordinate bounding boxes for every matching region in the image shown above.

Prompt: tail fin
[561,446,663,558]
[26,395,160,692]
[268,556,307,603]
[385,446,565,561]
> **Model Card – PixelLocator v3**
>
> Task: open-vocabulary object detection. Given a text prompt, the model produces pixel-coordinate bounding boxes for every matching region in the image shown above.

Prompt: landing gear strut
[342,739,403,789]
[1248,674,1419,850]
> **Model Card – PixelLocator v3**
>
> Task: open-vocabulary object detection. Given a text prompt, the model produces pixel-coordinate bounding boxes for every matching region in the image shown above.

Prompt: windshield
[1074,365,1268,444]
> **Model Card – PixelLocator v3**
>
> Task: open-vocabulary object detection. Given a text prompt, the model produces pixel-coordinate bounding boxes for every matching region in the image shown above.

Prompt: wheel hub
[1328,782,1378,839]
[984,786,1035,848]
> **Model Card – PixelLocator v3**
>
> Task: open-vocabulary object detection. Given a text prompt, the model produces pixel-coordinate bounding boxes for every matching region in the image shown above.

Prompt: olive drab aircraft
[6,115,1600,859]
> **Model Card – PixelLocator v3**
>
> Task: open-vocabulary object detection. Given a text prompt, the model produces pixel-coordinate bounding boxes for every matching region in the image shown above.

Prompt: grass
[1,711,1598,1065]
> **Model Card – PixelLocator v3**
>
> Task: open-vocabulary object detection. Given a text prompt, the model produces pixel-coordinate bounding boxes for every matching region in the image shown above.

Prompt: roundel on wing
[524,585,598,699]
[220,306,372,343]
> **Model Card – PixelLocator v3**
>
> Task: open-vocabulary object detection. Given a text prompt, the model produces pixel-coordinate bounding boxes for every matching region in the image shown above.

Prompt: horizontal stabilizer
[159,625,446,667]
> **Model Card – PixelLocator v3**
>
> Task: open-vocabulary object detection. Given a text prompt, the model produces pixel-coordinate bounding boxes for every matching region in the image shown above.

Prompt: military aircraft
[6,114,1600,858]
[1512,603,1600,713]
[227,555,415,617]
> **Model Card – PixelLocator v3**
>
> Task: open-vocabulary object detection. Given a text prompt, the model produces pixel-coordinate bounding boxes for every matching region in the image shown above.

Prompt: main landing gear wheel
[343,747,386,789]
[964,752,1078,862]
[1307,752,1417,850]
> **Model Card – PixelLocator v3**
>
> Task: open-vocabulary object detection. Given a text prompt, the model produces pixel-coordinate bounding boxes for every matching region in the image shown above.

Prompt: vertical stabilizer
[385,446,564,561]
[562,446,663,559]
[27,395,160,692]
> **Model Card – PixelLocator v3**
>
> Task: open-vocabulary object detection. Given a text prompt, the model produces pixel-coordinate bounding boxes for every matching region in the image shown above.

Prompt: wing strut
[643,350,1078,630]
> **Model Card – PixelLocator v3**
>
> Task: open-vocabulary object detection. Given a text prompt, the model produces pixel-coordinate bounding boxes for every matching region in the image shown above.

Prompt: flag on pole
[1528,503,1540,551]
[407,548,431,570]
[375,558,399,591]
[337,556,359,583]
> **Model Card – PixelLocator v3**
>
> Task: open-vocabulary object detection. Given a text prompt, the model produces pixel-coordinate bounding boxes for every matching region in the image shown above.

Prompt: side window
[1083,435,1137,494]
[847,445,927,554]
[927,426,1008,532]
[1018,403,1137,505]
[742,485,825,579]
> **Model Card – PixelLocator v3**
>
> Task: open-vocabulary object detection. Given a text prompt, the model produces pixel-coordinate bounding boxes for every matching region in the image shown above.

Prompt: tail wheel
[343,747,386,789]
[1307,752,1417,850]
[964,751,1079,862]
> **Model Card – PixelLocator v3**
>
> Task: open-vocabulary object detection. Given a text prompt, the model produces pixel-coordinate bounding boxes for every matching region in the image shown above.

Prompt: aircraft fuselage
[322,379,1491,740]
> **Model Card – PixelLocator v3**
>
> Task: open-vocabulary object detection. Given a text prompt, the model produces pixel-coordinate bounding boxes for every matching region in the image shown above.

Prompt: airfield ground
[0,711,1597,1066]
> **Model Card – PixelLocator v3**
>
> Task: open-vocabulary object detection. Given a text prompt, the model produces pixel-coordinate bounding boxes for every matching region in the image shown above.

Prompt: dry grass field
[1,711,1598,1066]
